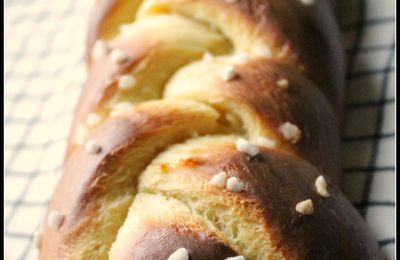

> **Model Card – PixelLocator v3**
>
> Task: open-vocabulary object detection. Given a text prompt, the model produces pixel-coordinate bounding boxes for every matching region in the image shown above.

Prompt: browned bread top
[38,0,383,259]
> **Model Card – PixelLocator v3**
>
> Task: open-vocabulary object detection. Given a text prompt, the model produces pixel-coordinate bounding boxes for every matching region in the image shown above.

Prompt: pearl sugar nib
[279,122,301,144]
[221,66,237,81]
[85,139,102,154]
[92,40,109,60]
[276,78,289,89]
[118,74,136,90]
[110,49,129,64]
[167,248,189,260]
[295,199,314,215]
[86,113,101,127]
[315,175,330,197]
[236,138,259,156]
[202,52,213,62]
[209,171,227,188]
[226,177,244,192]
[225,256,246,260]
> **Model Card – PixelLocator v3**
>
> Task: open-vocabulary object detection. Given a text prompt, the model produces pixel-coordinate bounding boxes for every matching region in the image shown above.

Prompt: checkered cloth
[4,0,395,259]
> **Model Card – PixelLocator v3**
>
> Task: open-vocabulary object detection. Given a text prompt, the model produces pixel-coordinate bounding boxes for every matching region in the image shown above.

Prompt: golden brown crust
[134,138,383,259]
[68,14,230,158]
[120,224,238,259]
[87,0,345,115]
[67,37,148,157]
[39,0,382,259]
[217,0,345,113]
[40,101,222,259]
[165,58,342,181]
[203,147,382,259]
[86,0,144,65]
[231,60,342,180]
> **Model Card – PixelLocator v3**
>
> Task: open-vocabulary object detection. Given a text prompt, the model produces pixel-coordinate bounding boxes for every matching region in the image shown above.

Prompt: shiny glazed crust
[39,0,383,259]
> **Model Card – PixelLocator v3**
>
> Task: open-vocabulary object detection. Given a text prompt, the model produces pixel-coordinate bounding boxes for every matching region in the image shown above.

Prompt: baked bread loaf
[38,0,384,259]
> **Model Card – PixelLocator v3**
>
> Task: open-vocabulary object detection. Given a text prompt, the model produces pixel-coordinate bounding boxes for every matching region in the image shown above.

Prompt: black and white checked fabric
[4,0,395,259]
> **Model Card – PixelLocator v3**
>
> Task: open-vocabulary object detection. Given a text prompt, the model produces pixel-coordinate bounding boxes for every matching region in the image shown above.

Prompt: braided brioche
[39,0,383,259]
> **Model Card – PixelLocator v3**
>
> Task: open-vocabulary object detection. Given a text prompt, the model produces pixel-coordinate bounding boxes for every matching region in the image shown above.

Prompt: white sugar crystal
[92,40,109,60]
[276,78,289,89]
[209,171,227,188]
[295,199,314,215]
[85,139,102,154]
[110,49,129,64]
[315,175,330,198]
[118,74,136,90]
[202,52,214,62]
[225,256,246,260]
[86,113,101,127]
[236,138,259,156]
[167,248,189,260]
[279,122,302,144]
[221,66,237,81]
[226,177,244,192]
